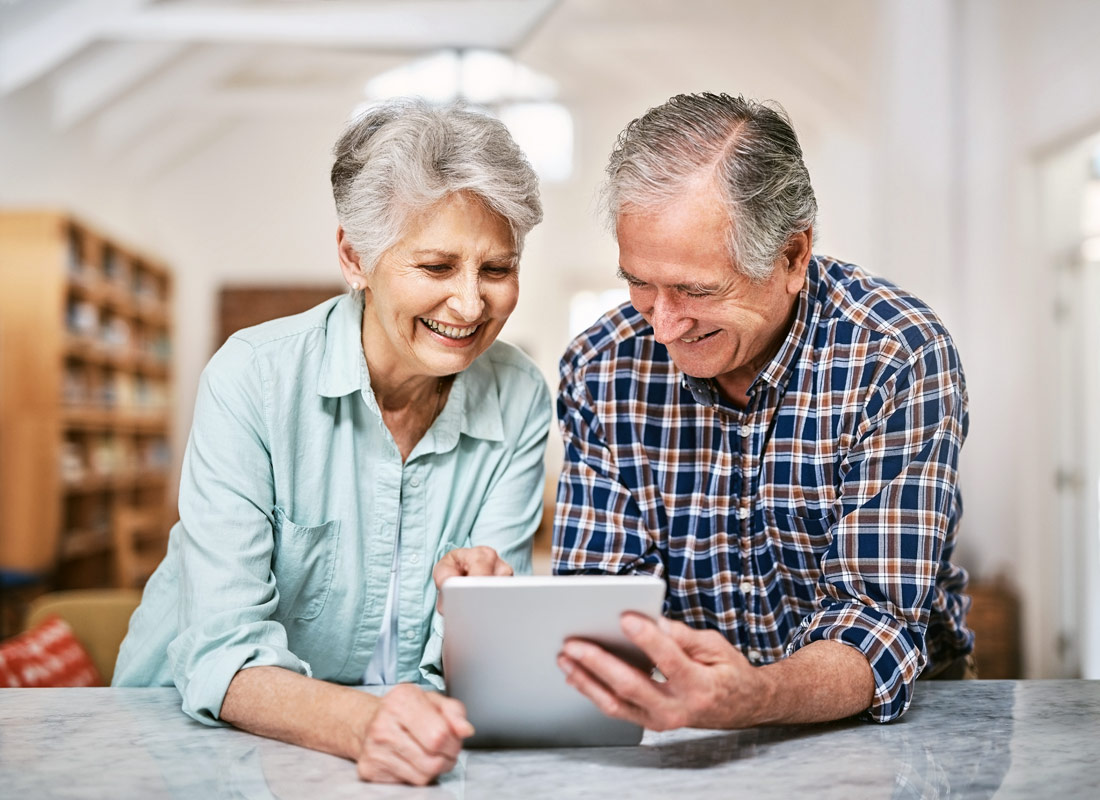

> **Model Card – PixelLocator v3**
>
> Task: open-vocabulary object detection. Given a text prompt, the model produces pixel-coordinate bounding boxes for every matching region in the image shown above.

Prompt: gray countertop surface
[2,680,1098,798]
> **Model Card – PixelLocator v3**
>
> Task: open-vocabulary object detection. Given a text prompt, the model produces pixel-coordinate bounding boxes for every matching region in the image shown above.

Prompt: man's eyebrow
[674,281,721,294]
[617,267,720,294]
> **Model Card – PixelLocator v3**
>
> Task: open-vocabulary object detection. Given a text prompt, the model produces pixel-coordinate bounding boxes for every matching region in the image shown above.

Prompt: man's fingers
[655,616,737,663]
[559,636,675,720]
[557,653,650,728]
[620,613,699,683]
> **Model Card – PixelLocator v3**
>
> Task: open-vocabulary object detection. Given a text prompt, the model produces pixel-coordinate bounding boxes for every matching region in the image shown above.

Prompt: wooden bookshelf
[0,210,174,591]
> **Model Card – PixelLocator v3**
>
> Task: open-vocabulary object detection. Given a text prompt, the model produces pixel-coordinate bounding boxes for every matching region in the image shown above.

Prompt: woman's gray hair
[331,98,543,281]
[603,92,817,282]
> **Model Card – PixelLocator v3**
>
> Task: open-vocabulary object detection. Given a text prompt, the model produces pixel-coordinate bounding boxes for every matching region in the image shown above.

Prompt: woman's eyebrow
[410,249,460,260]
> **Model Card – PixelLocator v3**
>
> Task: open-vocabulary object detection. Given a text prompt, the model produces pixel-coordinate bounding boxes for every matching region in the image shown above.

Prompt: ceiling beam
[50,40,187,129]
[0,0,151,95]
[100,0,559,52]
[93,46,251,156]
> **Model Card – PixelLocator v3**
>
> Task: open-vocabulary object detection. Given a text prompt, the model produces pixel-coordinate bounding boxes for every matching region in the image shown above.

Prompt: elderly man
[553,92,973,729]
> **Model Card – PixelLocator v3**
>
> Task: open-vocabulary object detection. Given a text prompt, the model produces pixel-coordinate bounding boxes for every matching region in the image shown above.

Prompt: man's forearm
[220,666,380,759]
[750,640,875,726]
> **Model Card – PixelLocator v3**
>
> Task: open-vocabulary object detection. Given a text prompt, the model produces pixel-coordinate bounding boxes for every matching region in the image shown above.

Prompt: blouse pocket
[271,506,341,621]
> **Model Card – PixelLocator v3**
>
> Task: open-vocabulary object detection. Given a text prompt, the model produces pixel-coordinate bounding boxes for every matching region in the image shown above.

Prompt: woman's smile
[419,317,482,345]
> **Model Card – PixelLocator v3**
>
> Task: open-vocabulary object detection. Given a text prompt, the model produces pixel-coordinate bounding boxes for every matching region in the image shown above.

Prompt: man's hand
[356,683,473,785]
[433,546,513,613]
[556,612,770,731]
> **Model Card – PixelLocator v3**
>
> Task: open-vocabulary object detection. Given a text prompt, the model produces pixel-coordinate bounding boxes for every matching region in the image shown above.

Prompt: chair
[112,505,170,589]
[25,589,142,683]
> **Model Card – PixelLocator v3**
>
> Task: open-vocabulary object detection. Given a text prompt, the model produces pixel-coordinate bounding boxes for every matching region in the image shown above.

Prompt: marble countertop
[2,680,1098,798]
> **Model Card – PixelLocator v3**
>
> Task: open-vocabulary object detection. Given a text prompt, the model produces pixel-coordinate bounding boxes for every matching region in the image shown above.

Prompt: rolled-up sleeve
[785,335,967,722]
[167,337,309,725]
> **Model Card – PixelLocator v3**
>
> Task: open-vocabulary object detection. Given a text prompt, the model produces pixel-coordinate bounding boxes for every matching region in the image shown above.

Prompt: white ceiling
[0,0,880,183]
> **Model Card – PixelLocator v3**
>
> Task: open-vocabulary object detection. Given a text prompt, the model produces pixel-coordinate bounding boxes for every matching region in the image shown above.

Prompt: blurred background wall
[2,0,1099,679]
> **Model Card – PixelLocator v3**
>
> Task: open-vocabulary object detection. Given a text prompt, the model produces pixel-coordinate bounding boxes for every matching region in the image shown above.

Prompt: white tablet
[441,574,666,748]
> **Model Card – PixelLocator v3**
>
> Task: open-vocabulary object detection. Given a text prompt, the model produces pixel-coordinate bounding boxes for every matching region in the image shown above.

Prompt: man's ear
[782,227,813,295]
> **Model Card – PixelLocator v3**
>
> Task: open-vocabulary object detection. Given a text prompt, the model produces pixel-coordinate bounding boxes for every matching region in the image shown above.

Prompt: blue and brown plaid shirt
[553,256,973,723]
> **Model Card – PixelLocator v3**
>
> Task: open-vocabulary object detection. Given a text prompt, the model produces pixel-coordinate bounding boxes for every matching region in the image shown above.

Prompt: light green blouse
[112,295,552,725]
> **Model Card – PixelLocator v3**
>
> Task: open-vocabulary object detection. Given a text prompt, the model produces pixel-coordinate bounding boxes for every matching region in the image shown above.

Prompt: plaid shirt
[553,256,973,723]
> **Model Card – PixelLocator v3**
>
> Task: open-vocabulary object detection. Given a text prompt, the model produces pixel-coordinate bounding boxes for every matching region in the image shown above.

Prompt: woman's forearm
[219,666,380,760]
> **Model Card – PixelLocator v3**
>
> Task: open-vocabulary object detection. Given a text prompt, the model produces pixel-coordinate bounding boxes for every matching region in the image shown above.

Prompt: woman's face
[349,191,520,384]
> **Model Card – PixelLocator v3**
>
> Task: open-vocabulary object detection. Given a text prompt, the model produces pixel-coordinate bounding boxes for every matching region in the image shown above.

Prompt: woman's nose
[446,274,485,321]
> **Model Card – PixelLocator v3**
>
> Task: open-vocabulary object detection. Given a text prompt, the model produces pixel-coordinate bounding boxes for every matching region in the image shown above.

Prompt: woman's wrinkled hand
[432,546,513,613]
[356,683,473,785]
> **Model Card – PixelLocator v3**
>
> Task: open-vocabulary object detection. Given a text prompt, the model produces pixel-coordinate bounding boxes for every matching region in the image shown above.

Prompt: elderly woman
[113,100,550,785]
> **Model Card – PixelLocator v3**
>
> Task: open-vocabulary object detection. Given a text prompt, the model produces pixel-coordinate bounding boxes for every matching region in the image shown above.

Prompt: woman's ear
[336,227,364,287]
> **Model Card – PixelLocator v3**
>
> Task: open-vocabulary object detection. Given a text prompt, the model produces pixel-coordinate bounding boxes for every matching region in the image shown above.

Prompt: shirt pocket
[764,507,833,577]
[271,506,341,621]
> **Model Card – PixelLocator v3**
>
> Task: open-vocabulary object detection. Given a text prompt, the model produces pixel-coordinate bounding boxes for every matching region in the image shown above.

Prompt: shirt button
[739,425,751,437]
[738,507,750,519]
[739,580,753,593]
[409,553,420,565]
[409,477,421,487]
[747,649,763,665]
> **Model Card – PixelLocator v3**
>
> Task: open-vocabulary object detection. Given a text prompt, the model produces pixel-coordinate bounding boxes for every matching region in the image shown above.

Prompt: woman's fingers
[433,546,512,612]
[358,685,470,785]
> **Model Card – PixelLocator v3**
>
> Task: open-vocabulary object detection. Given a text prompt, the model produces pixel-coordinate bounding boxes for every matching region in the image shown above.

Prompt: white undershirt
[362,515,400,685]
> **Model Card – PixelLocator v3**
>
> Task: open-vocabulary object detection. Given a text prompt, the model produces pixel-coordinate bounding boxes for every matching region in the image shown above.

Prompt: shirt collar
[317,294,504,446]
[754,255,819,392]
[681,256,821,407]
[317,294,365,399]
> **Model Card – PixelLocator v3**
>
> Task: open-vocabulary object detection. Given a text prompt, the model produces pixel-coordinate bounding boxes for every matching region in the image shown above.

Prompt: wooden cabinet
[0,211,173,589]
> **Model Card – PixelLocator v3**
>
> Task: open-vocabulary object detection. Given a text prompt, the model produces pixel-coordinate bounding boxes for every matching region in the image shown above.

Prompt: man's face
[616,184,807,390]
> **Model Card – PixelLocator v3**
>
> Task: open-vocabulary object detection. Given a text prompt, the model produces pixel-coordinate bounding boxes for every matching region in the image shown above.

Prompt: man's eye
[683,289,711,299]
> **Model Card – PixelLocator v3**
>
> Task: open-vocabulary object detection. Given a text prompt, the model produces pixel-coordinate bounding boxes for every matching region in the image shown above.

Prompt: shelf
[67,277,171,327]
[63,337,171,377]
[1,209,174,582]
[60,528,111,560]
[63,407,170,433]
[63,471,169,495]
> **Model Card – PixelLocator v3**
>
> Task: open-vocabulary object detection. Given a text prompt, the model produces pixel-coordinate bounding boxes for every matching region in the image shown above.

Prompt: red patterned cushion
[0,615,103,687]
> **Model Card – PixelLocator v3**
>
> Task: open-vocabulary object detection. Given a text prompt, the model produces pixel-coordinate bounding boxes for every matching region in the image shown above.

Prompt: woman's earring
[351,280,361,291]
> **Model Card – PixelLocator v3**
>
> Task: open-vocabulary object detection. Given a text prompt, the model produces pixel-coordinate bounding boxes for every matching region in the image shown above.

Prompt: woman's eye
[482,265,515,277]
[420,264,450,274]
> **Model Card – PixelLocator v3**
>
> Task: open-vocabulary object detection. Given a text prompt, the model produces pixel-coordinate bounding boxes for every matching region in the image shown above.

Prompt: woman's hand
[356,683,474,785]
[433,546,513,613]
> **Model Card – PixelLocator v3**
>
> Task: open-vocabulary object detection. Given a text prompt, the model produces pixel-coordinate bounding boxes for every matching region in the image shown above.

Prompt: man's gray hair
[331,98,543,278]
[603,92,817,281]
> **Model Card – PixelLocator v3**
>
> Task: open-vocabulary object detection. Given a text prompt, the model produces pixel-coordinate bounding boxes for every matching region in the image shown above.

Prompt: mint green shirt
[112,295,551,725]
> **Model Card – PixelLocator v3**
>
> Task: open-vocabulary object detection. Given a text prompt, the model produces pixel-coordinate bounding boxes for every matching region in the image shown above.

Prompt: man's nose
[648,293,693,344]
[446,272,485,321]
